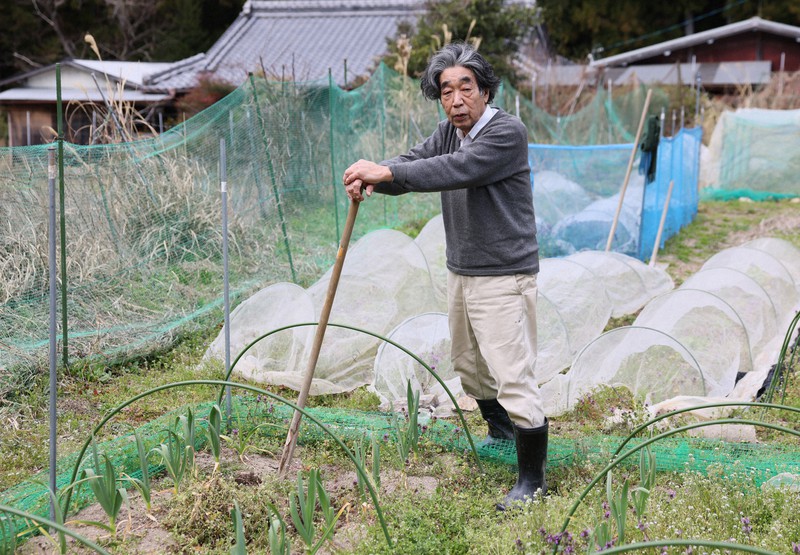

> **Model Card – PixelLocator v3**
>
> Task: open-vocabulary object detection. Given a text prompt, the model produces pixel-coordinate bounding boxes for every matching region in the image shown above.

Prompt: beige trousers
[447,271,545,428]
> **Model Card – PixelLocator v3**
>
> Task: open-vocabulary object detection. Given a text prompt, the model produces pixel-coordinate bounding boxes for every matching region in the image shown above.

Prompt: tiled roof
[591,16,800,68]
[146,0,424,90]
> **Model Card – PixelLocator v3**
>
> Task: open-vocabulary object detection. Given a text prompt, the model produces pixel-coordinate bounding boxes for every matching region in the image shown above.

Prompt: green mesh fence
[702,108,800,200]
[0,63,671,392]
[2,395,799,547]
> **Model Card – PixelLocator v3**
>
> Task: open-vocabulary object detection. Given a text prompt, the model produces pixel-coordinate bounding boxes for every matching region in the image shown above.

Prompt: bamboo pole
[278,199,360,475]
[605,88,653,252]
[649,180,675,267]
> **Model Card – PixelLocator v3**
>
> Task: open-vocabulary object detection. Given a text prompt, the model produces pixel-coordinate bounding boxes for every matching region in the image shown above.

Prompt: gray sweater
[375,108,539,276]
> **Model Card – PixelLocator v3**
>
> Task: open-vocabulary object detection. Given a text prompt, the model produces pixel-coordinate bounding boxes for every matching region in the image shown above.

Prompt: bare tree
[31,0,78,57]
[103,0,161,59]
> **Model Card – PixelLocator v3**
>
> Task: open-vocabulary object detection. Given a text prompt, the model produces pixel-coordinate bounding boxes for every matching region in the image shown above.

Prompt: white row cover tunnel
[543,237,800,416]
[206,214,672,410]
[204,216,799,417]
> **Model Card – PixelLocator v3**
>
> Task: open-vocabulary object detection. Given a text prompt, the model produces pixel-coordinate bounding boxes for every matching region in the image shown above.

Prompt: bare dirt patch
[15,443,446,553]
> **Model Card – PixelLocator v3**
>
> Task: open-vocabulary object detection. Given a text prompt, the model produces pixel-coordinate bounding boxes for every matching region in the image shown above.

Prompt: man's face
[439,65,488,134]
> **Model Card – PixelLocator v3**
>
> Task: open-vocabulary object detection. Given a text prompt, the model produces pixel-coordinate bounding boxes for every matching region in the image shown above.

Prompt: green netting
[702,108,800,199]
[2,395,799,547]
[0,63,675,392]
[496,81,671,145]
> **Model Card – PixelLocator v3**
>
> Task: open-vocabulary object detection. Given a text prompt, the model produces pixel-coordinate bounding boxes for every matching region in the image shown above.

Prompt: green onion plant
[150,429,192,494]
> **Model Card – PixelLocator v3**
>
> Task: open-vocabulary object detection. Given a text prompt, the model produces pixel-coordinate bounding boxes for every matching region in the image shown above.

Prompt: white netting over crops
[203,282,314,380]
[548,181,644,255]
[567,251,673,317]
[547,239,800,417]
[536,258,614,380]
[633,289,752,397]
[700,246,799,327]
[370,312,462,411]
[543,326,707,415]
[205,228,440,394]
[413,215,448,310]
[680,268,779,365]
[743,238,800,289]
[205,211,798,416]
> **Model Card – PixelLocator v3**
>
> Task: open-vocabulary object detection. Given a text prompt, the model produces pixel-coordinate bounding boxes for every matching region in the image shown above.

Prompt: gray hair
[419,42,501,103]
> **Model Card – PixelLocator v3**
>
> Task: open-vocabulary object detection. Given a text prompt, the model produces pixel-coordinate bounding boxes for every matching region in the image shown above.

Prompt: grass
[2,198,800,554]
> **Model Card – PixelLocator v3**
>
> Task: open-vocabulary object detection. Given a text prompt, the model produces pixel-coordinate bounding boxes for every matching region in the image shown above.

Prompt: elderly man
[343,42,546,509]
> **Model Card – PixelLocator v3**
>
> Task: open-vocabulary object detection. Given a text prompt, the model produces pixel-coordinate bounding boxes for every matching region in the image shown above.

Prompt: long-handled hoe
[278,199,360,475]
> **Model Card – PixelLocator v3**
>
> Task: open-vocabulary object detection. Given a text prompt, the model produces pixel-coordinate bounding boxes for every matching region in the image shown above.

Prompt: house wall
[639,33,800,72]
[7,106,54,146]
[5,103,100,145]
[27,66,100,89]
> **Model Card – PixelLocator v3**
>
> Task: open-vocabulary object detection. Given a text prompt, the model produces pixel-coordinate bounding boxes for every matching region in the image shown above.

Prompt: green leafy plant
[229,499,247,555]
[588,519,613,553]
[120,427,153,512]
[353,434,381,501]
[83,437,129,537]
[266,504,291,555]
[175,407,196,469]
[391,380,421,464]
[220,421,276,462]
[204,404,223,473]
[631,446,656,522]
[0,513,15,555]
[289,468,347,554]
[150,429,192,494]
[606,471,629,546]
[289,469,318,549]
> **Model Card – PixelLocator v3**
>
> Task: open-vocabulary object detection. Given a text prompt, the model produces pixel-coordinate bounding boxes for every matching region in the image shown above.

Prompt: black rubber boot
[496,419,548,511]
[475,399,515,446]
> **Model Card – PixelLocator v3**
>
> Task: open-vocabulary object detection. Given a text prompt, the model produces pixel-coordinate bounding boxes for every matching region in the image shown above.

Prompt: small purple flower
[538,527,546,537]
[545,532,562,545]
[741,516,752,535]
[660,547,668,555]
[231,428,239,437]
[792,542,800,554]
[580,529,590,539]
[684,547,693,555]
[604,510,611,519]
[515,538,523,551]
[667,489,676,499]
[637,521,647,531]
[382,433,389,442]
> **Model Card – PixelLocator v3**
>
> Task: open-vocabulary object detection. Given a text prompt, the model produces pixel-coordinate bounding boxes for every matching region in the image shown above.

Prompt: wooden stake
[605,88,653,252]
[649,180,674,267]
[278,199,360,475]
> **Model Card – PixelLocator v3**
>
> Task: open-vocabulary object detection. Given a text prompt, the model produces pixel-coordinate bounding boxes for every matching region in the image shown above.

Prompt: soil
[17,446,441,554]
